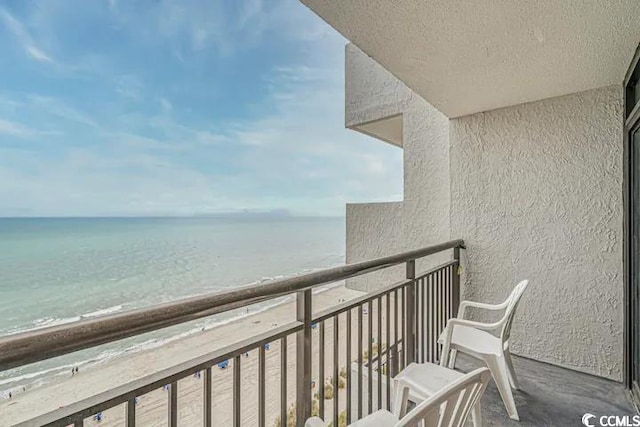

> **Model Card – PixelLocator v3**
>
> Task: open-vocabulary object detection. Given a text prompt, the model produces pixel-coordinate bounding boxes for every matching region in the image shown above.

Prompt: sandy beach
[0,284,399,426]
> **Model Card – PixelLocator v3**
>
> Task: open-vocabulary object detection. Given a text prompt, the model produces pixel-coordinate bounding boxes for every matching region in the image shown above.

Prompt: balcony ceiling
[301,0,640,118]
[354,115,403,147]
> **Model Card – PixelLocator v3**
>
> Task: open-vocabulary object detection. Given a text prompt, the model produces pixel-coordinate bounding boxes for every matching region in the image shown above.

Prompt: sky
[0,0,403,217]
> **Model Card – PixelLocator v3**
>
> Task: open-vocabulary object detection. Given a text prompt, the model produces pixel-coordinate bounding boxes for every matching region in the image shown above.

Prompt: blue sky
[0,0,402,217]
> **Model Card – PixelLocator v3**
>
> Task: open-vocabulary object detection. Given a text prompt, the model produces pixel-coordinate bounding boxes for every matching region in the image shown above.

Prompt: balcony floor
[455,354,636,426]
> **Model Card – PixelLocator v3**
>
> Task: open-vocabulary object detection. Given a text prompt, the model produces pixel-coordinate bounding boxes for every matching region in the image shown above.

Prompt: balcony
[456,355,634,426]
[0,240,635,426]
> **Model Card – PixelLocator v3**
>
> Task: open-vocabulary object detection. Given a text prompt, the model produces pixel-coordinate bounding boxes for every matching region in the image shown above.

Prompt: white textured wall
[402,99,450,252]
[345,44,411,128]
[346,202,405,291]
[344,43,625,380]
[345,45,451,291]
[450,86,624,380]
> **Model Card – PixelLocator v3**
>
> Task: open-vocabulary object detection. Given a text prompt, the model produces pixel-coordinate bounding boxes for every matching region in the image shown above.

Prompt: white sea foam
[82,304,125,318]
[4,316,81,336]
[0,293,300,394]
[0,266,344,395]
[3,305,126,337]
[0,363,76,387]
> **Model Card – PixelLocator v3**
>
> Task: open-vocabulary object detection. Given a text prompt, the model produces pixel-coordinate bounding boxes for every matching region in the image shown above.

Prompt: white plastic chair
[305,367,491,427]
[439,279,529,421]
[392,362,482,427]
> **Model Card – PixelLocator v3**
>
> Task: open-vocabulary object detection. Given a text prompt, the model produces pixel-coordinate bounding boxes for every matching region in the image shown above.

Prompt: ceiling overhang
[301,0,640,118]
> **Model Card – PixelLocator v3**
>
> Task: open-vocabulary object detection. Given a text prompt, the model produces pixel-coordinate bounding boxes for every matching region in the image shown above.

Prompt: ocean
[0,216,345,395]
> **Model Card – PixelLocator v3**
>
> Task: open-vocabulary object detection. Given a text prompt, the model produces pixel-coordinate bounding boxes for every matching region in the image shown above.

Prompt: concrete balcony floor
[455,354,636,426]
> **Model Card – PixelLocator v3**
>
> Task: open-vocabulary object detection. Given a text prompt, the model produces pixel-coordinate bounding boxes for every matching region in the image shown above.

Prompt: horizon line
[0,214,346,219]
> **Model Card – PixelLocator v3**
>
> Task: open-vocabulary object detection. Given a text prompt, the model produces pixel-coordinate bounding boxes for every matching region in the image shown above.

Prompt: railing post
[204,367,212,427]
[452,246,461,318]
[233,356,241,427]
[296,289,312,426]
[169,381,178,427]
[390,343,398,377]
[405,260,416,365]
[126,398,136,427]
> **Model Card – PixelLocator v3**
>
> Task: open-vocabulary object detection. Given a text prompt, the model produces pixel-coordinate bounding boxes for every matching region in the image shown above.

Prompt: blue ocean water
[0,216,344,394]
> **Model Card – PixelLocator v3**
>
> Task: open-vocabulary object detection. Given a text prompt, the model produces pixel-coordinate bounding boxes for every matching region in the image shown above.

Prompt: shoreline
[0,296,290,395]
[0,277,344,396]
[0,284,366,426]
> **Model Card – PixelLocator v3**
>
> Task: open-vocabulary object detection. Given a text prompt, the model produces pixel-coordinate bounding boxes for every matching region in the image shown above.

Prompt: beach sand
[0,285,398,426]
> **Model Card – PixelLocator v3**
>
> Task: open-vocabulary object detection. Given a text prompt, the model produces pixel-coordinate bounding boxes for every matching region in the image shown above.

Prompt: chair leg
[392,380,410,417]
[440,342,451,367]
[392,379,403,416]
[485,356,519,421]
[471,401,482,427]
[447,349,458,369]
[503,349,520,390]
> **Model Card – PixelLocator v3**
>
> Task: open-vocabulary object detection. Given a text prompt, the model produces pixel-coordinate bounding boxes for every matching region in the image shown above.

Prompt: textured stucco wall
[344,41,624,380]
[346,202,405,291]
[345,43,411,128]
[402,98,450,252]
[345,45,451,291]
[450,86,624,380]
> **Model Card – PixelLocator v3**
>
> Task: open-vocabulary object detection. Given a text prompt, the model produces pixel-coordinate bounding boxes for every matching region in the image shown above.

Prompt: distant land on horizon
[0,210,345,220]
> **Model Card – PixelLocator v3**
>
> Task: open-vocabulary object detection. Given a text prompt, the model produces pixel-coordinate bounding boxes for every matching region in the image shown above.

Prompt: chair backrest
[500,280,529,344]
[396,368,491,427]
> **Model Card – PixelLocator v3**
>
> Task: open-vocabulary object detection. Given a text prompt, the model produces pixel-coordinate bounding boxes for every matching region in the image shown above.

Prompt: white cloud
[114,75,144,100]
[0,0,403,217]
[26,95,98,128]
[209,35,403,215]
[104,0,329,55]
[160,98,173,113]
[114,114,229,148]
[0,8,54,63]
[0,119,35,138]
[0,118,57,138]
[110,132,174,150]
[25,45,53,63]
[238,0,263,29]
[0,146,229,217]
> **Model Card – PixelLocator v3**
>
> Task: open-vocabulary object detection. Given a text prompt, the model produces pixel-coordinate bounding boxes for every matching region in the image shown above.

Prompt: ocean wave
[82,304,124,318]
[0,266,343,394]
[9,267,338,338]
[4,304,126,336]
[0,294,299,394]
[11,316,81,334]
[2,270,314,337]
[0,363,76,387]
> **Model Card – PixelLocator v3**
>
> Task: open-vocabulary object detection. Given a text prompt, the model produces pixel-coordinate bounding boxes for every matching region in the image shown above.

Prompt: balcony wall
[344,45,625,380]
[345,45,452,292]
[346,202,405,291]
[345,44,411,136]
[450,85,625,381]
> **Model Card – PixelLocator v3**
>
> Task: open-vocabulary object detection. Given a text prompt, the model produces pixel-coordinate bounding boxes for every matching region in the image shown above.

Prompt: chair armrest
[394,376,432,400]
[447,317,503,332]
[458,299,509,319]
[439,317,505,367]
[305,417,328,427]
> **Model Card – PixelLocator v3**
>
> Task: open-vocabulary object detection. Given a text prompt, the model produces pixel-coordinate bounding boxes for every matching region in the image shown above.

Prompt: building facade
[301,0,640,387]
